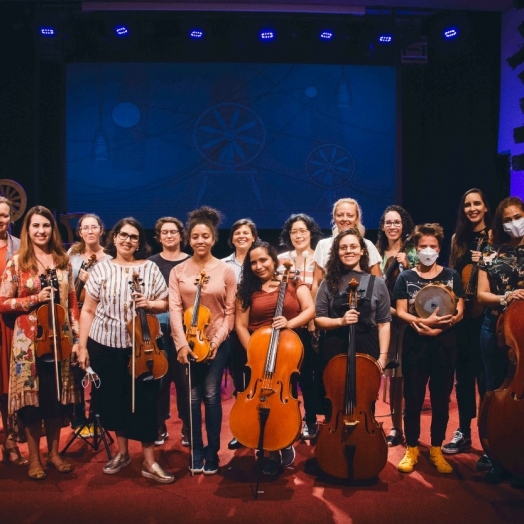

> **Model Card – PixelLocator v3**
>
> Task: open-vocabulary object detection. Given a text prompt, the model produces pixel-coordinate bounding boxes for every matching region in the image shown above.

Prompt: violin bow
[49,272,61,401]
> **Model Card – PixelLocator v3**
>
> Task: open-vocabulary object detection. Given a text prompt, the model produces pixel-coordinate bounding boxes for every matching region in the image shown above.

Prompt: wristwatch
[500,295,507,307]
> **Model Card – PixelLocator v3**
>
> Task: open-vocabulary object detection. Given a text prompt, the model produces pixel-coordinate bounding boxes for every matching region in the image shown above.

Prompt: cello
[74,253,97,307]
[229,262,303,453]
[315,278,388,480]
[36,268,73,400]
[478,299,524,477]
[127,271,168,411]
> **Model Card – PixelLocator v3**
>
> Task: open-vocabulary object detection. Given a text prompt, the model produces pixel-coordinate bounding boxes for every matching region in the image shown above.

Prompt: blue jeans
[189,342,228,461]
[479,312,508,392]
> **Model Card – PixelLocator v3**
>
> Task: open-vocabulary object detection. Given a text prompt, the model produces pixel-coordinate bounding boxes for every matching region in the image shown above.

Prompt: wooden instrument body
[230,326,303,451]
[183,304,212,363]
[478,300,524,476]
[316,353,387,480]
[75,253,96,307]
[461,264,484,318]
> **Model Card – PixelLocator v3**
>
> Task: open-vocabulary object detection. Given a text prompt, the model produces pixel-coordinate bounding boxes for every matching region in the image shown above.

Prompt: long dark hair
[236,240,279,309]
[325,228,370,294]
[279,213,322,251]
[491,196,524,245]
[105,217,151,260]
[450,188,492,268]
[375,205,415,255]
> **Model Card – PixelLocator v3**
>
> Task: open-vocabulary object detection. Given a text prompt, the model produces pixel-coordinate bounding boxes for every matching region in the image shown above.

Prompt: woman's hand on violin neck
[132,292,149,309]
[340,309,360,326]
[78,269,89,283]
[177,345,196,364]
[396,252,409,268]
[38,286,53,303]
[76,346,90,370]
[272,316,289,330]
[470,250,482,263]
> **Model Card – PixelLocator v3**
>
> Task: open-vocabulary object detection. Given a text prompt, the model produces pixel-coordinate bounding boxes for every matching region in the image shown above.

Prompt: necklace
[35,255,54,271]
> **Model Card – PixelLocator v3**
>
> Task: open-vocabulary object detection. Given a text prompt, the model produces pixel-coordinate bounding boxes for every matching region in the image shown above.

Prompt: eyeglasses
[160,230,180,236]
[290,229,310,237]
[80,225,101,232]
[117,231,139,243]
[339,244,361,253]
[384,221,402,227]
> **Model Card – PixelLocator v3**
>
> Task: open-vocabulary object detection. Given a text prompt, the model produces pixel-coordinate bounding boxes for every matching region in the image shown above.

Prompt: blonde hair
[331,197,365,237]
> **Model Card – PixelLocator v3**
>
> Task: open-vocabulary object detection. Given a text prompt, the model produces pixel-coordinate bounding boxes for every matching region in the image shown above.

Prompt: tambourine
[414,282,458,319]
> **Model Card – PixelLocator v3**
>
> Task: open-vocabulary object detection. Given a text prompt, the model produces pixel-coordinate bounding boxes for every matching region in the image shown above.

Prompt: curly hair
[376,205,415,255]
[449,188,491,268]
[236,240,279,309]
[412,223,445,248]
[69,214,106,255]
[105,217,151,260]
[186,206,222,242]
[279,213,322,252]
[324,228,370,294]
[228,218,258,250]
[154,216,186,248]
[491,196,524,245]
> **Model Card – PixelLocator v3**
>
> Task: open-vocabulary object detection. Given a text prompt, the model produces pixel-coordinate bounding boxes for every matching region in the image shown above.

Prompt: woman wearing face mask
[442,189,490,461]
[477,196,524,485]
[392,223,464,475]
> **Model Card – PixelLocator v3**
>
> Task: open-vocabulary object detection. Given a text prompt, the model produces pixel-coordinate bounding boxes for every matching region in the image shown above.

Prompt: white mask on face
[502,217,524,239]
[418,247,439,266]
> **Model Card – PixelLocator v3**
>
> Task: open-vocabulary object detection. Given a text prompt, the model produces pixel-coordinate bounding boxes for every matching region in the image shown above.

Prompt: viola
[126,271,167,406]
[74,253,97,307]
[461,231,487,318]
[383,232,414,295]
[229,262,304,453]
[478,299,524,477]
[183,270,212,363]
[315,278,388,480]
[35,268,73,400]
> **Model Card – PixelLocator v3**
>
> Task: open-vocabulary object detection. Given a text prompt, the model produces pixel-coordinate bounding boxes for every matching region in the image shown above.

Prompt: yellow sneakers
[430,446,453,474]
[398,445,419,473]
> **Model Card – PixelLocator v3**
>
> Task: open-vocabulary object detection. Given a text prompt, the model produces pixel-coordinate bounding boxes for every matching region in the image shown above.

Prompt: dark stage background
[0,3,504,259]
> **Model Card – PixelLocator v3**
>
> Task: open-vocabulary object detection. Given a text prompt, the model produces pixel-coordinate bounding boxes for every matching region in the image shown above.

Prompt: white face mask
[418,247,439,266]
[503,217,524,239]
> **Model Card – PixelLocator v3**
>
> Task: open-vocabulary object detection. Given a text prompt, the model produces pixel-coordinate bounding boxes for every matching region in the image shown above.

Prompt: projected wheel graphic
[193,103,266,167]
[0,179,27,221]
[306,145,355,188]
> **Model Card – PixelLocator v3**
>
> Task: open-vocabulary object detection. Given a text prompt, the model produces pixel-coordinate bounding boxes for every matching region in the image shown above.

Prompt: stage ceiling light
[40,27,56,36]
[319,30,333,41]
[190,29,204,39]
[443,27,458,39]
[514,125,524,144]
[115,25,129,36]
[259,30,275,41]
[378,34,393,44]
[507,46,524,70]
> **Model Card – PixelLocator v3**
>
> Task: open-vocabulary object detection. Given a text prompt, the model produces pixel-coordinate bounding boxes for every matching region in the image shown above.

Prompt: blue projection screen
[66,62,396,230]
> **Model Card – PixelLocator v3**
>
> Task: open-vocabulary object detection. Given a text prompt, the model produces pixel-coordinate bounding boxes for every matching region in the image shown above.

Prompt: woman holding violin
[169,207,236,476]
[0,196,26,467]
[376,205,417,447]
[0,206,80,480]
[77,217,174,484]
[278,213,323,440]
[68,213,111,436]
[392,223,464,475]
[234,240,315,475]
[443,189,490,459]
[477,196,524,485]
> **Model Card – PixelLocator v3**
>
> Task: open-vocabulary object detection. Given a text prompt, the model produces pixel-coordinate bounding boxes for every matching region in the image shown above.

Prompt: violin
[126,271,167,410]
[229,262,304,453]
[478,299,524,477]
[183,270,212,363]
[315,278,388,480]
[383,232,414,295]
[35,268,73,400]
[461,231,487,318]
[74,253,97,308]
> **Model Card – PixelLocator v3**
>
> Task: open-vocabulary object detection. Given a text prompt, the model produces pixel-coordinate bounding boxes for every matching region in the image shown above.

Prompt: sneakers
[398,445,419,473]
[301,422,318,440]
[263,451,282,476]
[155,428,169,446]
[103,452,132,474]
[141,461,175,484]
[203,457,219,476]
[188,457,204,474]
[386,428,403,447]
[476,454,493,471]
[442,429,472,455]
[429,446,453,474]
[281,445,296,467]
[181,428,189,447]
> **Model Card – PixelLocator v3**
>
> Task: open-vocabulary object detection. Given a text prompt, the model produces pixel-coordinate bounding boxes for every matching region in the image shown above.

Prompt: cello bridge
[259,387,275,402]
[343,420,359,427]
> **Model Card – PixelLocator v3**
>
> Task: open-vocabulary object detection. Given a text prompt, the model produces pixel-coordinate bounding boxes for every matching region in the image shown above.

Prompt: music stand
[61,385,114,460]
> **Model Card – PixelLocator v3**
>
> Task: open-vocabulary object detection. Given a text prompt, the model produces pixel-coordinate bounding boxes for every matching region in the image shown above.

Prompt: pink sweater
[169,257,236,350]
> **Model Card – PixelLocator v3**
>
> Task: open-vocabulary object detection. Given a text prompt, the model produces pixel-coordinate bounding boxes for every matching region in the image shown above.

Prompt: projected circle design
[306,144,355,189]
[193,103,266,167]
[112,102,141,128]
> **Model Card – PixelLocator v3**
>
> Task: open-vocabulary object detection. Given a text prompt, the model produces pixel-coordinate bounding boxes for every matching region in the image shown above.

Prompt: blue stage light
[320,31,333,41]
[378,34,393,44]
[190,30,204,39]
[443,27,458,39]
[40,28,55,37]
[115,26,129,37]
[260,30,275,41]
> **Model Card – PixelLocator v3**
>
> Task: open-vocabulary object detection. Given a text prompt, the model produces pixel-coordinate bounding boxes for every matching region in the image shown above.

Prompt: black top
[452,227,489,274]
[148,253,190,284]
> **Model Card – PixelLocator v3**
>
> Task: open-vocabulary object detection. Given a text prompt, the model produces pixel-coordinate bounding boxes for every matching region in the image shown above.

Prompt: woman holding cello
[68,213,111,436]
[77,217,174,484]
[0,206,80,480]
[169,207,236,475]
[233,240,315,475]
[376,205,417,447]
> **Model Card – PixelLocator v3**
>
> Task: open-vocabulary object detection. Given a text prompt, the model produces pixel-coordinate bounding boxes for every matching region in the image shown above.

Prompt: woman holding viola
[77,217,174,484]
[0,206,80,480]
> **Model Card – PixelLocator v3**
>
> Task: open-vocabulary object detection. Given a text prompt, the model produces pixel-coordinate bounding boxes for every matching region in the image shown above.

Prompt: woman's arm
[273,284,315,330]
[377,322,390,370]
[235,300,251,350]
[77,293,98,370]
[310,262,324,300]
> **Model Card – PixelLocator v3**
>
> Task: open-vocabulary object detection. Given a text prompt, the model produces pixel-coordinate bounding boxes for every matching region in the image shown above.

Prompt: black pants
[296,329,322,425]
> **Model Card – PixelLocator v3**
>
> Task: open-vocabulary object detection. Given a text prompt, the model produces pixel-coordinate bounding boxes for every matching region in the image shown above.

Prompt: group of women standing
[0,189,523,486]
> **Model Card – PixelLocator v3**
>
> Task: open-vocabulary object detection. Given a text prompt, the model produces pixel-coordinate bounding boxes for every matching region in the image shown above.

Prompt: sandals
[2,443,29,466]
[28,460,47,481]
[46,453,73,474]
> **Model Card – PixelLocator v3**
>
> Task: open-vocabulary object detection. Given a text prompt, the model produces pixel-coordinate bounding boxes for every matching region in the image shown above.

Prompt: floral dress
[0,255,81,415]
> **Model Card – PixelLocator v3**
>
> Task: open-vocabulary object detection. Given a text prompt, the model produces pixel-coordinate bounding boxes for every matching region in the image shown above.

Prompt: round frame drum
[414,283,457,319]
